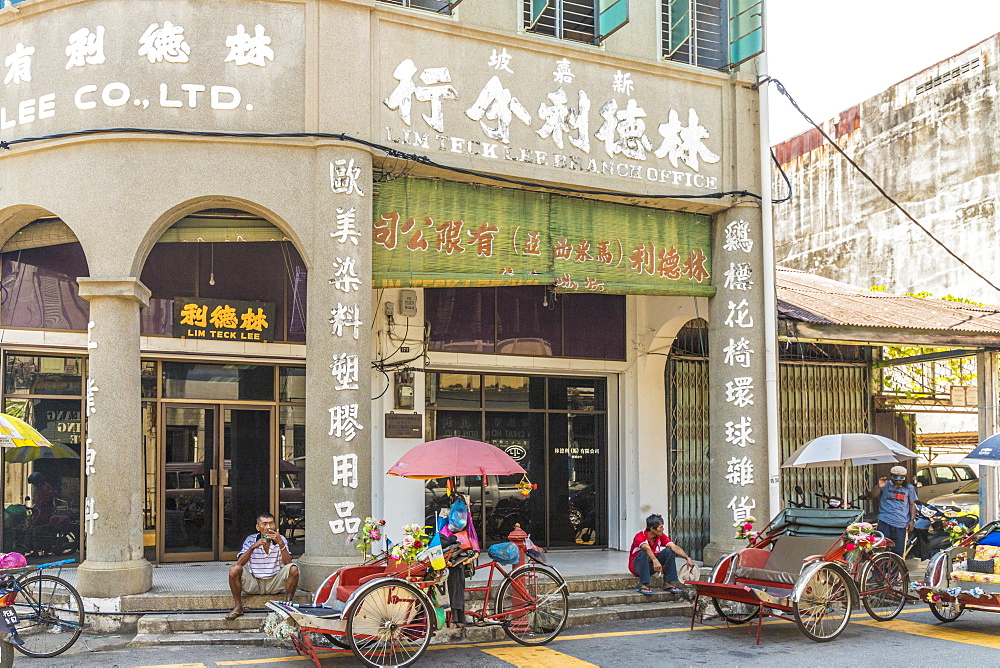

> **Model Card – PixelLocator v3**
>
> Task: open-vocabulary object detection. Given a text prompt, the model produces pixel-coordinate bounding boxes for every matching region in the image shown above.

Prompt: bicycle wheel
[712,596,759,624]
[928,598,964,622]
[495,565,568,646]
[345,580,432,668]
[12,574,84,658]
[858,553,908,621]
[792,565,853,642]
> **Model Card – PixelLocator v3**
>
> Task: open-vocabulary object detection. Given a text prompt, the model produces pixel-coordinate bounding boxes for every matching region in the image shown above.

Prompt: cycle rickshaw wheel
[495,565,568,646]
[792,565,853,642]
[712,597,759,624]
[928,598,964,622]
[12,575,84,657]
[345,579,432,667]
[858,552,908,621]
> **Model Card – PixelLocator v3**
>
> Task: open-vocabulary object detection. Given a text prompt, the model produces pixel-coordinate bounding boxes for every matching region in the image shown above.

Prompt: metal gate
[779,362,871,509]
[666,359,870,559]
[666,357,709,559]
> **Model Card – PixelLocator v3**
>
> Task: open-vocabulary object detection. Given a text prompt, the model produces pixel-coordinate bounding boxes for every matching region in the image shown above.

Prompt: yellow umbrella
[0,413,78,462]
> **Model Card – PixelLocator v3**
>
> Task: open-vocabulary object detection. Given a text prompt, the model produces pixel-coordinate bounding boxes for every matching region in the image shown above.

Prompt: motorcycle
[904,502,978,560]
[0,573,20,668]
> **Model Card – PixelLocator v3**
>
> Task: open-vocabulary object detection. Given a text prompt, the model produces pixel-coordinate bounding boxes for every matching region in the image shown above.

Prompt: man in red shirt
[629,513,696,595]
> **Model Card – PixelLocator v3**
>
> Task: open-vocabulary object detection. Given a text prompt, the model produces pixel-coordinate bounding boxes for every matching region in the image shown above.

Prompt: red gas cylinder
[507,523,529,567]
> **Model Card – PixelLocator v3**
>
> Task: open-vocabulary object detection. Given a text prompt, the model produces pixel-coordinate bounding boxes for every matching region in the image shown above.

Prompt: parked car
[928,478,980,515]
[915,463,977,502]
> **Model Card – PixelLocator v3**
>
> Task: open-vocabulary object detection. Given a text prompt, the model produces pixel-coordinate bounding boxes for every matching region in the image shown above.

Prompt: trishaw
[911,520,1000,623]
[266,534,567,667]
[267,436,567,667]
[690,507,910,643]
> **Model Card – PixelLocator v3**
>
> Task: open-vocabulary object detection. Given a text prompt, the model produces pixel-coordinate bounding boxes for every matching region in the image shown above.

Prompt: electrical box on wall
[399,290,418,317]
[394,369,415,410]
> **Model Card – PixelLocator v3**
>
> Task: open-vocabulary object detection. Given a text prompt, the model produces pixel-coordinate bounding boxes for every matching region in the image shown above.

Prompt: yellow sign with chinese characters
[172,298,276,342]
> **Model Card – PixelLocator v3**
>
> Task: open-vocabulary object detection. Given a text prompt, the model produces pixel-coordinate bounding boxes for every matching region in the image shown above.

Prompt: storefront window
[1,391,83,564]
[279,367,306,403]
[161,363,275,402]
[139,210,307,343]
[426,287,626,360]
[425,372,608,548]
[5,355,84,396]
[1,221,90,331]
[142,401,157,562]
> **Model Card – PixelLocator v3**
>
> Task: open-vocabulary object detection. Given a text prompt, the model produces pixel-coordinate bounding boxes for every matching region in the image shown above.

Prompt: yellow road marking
[483,646,598,667]
[855,617,1000,649]
[213,605,932,664]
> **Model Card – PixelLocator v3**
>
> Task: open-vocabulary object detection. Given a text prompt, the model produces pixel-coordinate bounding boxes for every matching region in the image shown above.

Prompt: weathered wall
[772,35,1000,303]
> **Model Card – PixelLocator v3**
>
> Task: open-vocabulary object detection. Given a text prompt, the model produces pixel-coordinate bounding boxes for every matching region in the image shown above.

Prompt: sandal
[662,585,683,594]
[225,611,244,620]
[636,586,654,595]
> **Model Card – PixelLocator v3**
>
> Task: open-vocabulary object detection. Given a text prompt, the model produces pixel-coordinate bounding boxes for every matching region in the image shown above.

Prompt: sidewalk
[55,548,631,600]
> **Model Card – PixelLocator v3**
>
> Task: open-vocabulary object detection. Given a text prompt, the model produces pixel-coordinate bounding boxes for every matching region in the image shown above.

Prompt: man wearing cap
[868,466,917,557]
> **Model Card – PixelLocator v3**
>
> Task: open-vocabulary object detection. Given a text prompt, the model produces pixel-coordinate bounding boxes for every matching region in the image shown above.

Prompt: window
[915,468,932,486]
[377,0,462,15]
[425,286,626,360]
[524,0,628,45]
[954,466,976,481]
[931,466,958,484]
[662,0,728,70]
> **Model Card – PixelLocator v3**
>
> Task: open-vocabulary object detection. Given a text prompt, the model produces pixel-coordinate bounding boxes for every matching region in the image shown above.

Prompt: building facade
[0,0,767,597]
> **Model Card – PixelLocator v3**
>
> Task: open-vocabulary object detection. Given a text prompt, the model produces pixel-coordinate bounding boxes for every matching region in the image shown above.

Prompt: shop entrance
[160,405,273,562]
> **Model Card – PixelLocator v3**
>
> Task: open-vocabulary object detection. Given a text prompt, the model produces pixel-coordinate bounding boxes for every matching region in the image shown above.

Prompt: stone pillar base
[702,542,741,567]
[297,553,358,593]
[76,558,152,598]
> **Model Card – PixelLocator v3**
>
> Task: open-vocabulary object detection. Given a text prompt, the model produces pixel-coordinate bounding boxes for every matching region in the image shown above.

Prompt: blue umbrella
[960,434,1000,466]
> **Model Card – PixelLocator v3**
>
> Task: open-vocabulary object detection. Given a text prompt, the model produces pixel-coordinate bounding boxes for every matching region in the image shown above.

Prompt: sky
[766,1,1000,142]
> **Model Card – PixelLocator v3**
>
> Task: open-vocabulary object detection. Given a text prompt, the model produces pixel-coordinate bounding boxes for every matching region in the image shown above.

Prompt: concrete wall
[772,35,1000,302]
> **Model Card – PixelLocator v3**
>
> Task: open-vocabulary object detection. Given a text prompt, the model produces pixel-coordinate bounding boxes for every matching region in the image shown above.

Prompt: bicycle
[3,558,86,658]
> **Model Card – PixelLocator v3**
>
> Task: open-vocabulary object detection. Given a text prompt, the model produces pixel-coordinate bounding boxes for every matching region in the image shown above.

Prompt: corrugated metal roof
[777,267,1000,332]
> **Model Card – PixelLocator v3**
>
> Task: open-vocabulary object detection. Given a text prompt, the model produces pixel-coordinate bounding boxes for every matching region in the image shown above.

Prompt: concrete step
[131,632,278,647]
[137,612,268,635]
[568,600,691,625]
[569,588,681,608]
[121,590,311,613]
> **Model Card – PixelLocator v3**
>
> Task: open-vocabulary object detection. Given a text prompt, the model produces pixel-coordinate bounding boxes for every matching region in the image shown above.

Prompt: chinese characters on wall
[720,219,758,527]
[385,49,721,190]
[327,158,366,538]
[1,19,277,135]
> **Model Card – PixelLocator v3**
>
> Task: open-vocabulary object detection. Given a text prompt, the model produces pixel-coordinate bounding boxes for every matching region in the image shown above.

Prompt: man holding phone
[227,512,298,620]
[868,466,917,557]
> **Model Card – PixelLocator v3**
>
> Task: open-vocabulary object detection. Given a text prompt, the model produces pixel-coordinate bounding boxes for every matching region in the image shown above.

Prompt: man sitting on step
[227,512,299,620]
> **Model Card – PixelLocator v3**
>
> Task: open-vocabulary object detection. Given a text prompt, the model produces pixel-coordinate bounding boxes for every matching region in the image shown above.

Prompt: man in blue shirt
[867,465,917,557]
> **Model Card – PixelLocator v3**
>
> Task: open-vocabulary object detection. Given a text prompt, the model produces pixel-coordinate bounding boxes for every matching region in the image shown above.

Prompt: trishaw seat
[734,535,839,588]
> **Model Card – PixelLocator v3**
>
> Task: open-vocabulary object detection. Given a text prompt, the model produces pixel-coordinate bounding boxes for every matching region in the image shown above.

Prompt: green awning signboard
[372,178,714,297]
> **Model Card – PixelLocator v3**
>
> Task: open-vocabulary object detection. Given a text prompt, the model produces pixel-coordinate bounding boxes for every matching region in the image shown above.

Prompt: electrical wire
[0,127,761,202]
[770,148,792,204]
[765,77,1000,295]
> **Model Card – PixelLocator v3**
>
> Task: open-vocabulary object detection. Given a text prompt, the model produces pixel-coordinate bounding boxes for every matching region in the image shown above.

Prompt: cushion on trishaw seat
[950,570,1000,584]
[733,535,838,587]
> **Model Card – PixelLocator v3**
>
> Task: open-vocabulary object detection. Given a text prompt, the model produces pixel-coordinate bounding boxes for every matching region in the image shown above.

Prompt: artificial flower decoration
[947,587,962,597]
[945,520,970,546]
[733,516,758,544]
[390,523,429,564]
[970,587,986,598]
[843,522,876,552]
[351,517,387,559]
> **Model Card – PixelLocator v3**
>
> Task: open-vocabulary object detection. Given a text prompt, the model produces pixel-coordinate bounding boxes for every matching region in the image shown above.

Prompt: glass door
[161,405,273,561]
[221,407,273,560]
[162,406,217,561]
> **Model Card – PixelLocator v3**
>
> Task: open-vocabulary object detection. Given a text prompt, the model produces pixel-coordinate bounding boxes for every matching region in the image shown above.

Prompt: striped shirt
[239,534,288,578]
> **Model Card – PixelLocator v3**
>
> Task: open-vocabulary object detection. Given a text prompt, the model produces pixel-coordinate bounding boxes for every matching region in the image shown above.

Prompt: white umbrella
[781,433,919,503]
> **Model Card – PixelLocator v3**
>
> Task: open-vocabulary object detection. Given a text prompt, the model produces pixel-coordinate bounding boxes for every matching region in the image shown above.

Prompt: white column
[298,147,373,591]
[978,351,1000,524]
[75,278,153,597]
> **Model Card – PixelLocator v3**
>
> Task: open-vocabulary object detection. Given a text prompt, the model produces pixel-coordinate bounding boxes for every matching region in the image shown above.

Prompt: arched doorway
[665,318,709,559]
[138,209,307,562]
[0,216,91,563]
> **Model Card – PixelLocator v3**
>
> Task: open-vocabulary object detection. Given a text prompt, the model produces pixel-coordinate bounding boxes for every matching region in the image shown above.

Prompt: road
[34,605,1000,667]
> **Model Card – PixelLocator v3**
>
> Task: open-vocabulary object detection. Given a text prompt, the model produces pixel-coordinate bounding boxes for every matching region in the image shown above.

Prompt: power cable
[0,127,761,202]
[764,77,1000,295]
[770,148,792,204]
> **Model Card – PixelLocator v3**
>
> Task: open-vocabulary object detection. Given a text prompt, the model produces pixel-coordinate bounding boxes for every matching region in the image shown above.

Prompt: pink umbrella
[387,437,527,542]
[386,437,526,479]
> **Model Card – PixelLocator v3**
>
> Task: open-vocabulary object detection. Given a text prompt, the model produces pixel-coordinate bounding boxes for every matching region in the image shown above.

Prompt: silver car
[928,478,980,515]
